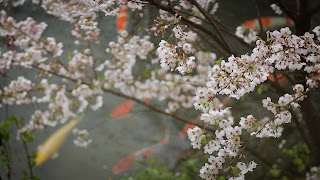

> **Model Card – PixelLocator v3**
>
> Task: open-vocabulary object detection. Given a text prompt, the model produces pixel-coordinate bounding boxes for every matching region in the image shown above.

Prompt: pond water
[0,2,194,180]
[1,1,320,180]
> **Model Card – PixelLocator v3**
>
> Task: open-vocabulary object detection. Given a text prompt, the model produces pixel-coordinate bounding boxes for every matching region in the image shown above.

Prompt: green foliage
[269,164,281,177]
[0,114,15,142]
[0,115,15,168]
[98,74,105,81]
[120,156,201,180]
[282,143,310,173]
[19,130,35,143]
[0,148,10,168]
[257,84,269,95]
[214,57,224,65]
[230,166,241,176]
[217,176,227,180]
[241,93,249,100]
[143,68,151,78]
[22,170,40,180]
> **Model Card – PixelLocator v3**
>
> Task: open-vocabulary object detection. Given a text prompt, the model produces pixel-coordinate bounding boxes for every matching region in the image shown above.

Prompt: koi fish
[267,73,288,84]
[112,129,169,174]
[242,16,294,32]
[178,123,196,137]
[116,4,128,33]
[35,114,84,166]
[178,116,201,137]
[144,98,151,105]
[110,100,133,118]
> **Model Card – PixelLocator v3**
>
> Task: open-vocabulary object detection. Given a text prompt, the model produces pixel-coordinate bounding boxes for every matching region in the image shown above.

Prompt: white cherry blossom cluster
[306,166,320,180]
[1,76,35,105]
[176,0,219,24]
[48,87,76,124]
[187,126,205,149]
[101,33,154,91]
[73,128,92,148]
[254,84,310,138]
[79,0,120,16]
[81,0,145,15]
[157,40,180,71]
[40,0,100,43]
[0,11,46,44]
[37,79,59,103]
[229,161,257,180]
[189,95,257,179]
[207,27,320,100]
[131,68,203,112]
[207,53,271,99]
[71,84,103,113]
[28,110,53,129]
[188,26,320,179]
[157,30,197,75]
[235,26,258,44]
[0,11,64,70]
[270,4,283,15]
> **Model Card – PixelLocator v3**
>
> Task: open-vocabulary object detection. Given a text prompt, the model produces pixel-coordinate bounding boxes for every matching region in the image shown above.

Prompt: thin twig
[147,0,230,54]
[217,91,310,176]
[271,0,296,20]
[188,26,230,57]
[289,108,313,150]
[31,63,215,132]
[245,147,296,180]
[188,0,236,55]
[213,18,251,48]
[252,0,264,37]
[13,117,35,179]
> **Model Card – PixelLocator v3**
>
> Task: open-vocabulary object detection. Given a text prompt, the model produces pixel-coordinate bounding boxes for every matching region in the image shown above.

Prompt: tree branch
[252,0,265,37]
[147,0,231,55]
[188,0,236,55]
[270,0,296,21]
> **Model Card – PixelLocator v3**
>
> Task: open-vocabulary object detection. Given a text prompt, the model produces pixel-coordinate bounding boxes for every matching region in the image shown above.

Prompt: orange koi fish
[242,16,294,32]
[178,123,196,137]
[178,116,200,137]
[144,98,151,104]
[111,100,133,118]
[112,130,169,174]
[267,73,288,84]
[116,5,128,33]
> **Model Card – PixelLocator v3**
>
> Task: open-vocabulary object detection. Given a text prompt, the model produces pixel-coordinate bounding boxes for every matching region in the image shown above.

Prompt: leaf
[201,136,206,145]
[241,93,249,100]
[214,57,224,65]
[98,74,104,81]
[257,84,269,95]
[143,69,150,78]
[149,157,156,164]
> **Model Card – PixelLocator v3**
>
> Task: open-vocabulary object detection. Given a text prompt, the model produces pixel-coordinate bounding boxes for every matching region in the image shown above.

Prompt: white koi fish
[35,114,84,166]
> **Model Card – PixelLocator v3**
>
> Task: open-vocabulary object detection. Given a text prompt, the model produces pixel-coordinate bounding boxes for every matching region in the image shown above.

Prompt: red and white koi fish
[112,130,170,174]
[116,4,128,33]
[242,16,294,32]
[110,100,133,119]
